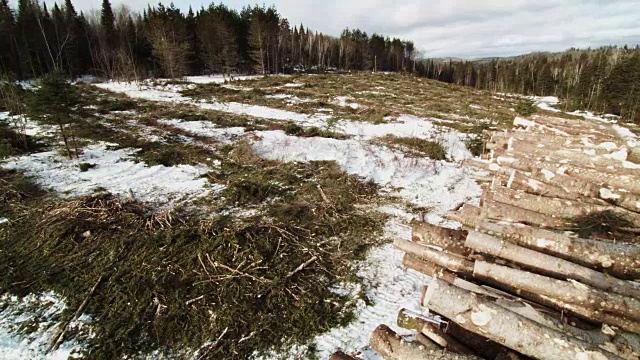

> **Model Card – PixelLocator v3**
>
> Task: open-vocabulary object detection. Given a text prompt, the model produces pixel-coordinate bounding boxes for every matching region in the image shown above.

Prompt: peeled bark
[412,222,470,257]
[369,324,479,360]
[465,231,640,298]
[393,239,474,275]
[475,221,640,279]
[473,261,640,322]
[423,279,622,360]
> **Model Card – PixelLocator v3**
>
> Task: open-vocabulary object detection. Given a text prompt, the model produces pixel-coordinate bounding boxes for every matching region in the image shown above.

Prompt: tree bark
[423,279,623,360]
[329,351,357,360]
[475,220,640,279]
[473,261,640,323]
[397,309,477,355]
[446,204,482,228]
[465,231,640,298]
[369,324,479,360]
[412,222,470,257]
[394,239,474,275]
[482,199,568,228]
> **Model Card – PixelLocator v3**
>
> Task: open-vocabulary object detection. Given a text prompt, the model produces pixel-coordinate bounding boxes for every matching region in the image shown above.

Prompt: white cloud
[12,0,640,58]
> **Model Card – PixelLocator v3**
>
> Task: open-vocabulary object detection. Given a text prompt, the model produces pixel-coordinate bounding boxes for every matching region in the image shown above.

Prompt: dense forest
[419,47,640,122]
[0,0,638,122]
[0,0,416,79]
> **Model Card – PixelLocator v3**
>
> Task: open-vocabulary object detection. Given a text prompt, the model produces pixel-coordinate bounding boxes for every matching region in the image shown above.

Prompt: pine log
[599,188,640,214]
[465,231,640,298]
[329,351,358,360]
[490,186,611,218]
[473,261,640,323]
[463,159,515,176]
[437,274,640,357]
[369,324,479,360]
[393,239,474,275]
[397,309,476,355]
[497,156,640,194]
[412,222,470,257]
[530,167,599,197]
[495,169,600,202]
[402,253,461,282]
[482,199,568,228]
[475,220,640,279]
[446,204,482,228]
[423,279,622,360]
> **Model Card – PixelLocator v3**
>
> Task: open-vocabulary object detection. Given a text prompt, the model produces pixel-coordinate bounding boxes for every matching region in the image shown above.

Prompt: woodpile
[331,115,640,360]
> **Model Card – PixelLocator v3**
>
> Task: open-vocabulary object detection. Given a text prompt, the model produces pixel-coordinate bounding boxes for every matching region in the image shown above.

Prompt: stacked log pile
[333,115,640,360]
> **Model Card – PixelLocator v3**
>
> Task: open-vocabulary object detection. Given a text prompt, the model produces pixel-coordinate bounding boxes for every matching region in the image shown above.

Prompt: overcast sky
[13,0,640,58]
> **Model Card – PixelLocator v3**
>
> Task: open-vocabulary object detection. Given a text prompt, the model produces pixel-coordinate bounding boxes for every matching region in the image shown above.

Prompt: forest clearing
[1,71,638,359]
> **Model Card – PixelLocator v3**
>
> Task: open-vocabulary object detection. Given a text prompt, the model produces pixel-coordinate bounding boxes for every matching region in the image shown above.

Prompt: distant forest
[0,0,416,79]
[0,0,638,121]
[420,47,640,122]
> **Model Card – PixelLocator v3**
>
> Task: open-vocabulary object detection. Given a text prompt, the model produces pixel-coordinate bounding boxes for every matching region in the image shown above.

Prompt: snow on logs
[360,115,640,360]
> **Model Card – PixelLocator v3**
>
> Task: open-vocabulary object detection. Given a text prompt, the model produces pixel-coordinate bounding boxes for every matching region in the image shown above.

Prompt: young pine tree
[27,71,82,159]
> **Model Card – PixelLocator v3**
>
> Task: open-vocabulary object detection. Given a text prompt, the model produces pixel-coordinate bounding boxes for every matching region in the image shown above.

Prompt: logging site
[1,0,640,359]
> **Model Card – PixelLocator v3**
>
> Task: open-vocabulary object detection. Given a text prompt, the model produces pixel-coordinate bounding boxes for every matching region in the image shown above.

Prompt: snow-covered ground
[0,292,91,360]
[5,76,637,359]
[2,142,215,206]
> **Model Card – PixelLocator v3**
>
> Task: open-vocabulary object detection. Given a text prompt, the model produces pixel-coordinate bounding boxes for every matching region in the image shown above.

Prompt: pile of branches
[333,115,640,359]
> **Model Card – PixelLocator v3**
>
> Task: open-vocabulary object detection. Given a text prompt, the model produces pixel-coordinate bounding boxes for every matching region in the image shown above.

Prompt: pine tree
[27,71,82,159]
[0,0,19,75]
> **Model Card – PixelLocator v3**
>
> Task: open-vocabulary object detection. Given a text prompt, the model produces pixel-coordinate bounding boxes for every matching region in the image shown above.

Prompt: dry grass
[374,135,447,160]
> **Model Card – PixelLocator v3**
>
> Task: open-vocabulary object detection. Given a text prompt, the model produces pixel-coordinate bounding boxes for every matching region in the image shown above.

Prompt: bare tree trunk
[423,279,623,360]
[58,123,73,159]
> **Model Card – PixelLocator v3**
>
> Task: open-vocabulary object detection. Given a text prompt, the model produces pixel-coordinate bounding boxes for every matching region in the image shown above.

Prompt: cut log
[490,186,614,218]
[475,221,640,279]
[369,324,479,360]
[496,169,604,203]
[423,279,624,360]
[473,261,640,323]
[530,167,599,197]
[329,351,358,360]
[402,253,460,283]
[412,222,470,257]
[437,275,640,357]
[482,199,568,228]
[397,309,477,355]
[465,231,640,298]
[393,239,474,275]
[599,188,640,214]
[446,204,482,228]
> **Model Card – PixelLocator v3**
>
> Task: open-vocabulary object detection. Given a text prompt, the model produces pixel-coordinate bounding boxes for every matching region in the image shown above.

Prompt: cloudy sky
[15,0,640,58]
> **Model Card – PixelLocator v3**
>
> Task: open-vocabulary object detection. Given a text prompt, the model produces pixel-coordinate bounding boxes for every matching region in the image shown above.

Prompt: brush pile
[335,115,640,360]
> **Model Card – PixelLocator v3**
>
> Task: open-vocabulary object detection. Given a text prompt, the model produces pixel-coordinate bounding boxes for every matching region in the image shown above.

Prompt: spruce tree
[0,0,18,75]
[27,71,82,159]
[100,0,115,48]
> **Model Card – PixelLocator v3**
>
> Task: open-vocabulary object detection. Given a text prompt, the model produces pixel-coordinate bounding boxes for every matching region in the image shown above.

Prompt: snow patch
[158,119,244,143]
[1,142,214,206]
[0,292,90,360]
[250,131,481,213]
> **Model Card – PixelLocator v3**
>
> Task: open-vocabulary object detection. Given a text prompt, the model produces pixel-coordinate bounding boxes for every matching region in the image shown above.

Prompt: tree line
[417,46,640,122]
[0,0,417,80]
